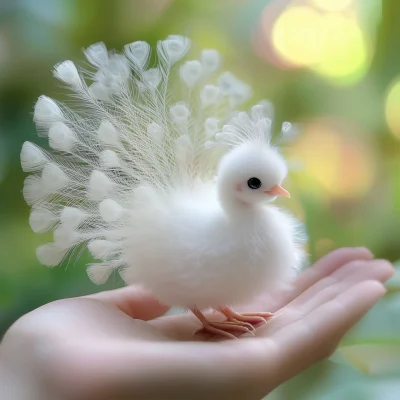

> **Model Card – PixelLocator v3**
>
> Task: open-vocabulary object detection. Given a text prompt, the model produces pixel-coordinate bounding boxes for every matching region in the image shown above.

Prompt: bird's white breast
[121,185,304,309]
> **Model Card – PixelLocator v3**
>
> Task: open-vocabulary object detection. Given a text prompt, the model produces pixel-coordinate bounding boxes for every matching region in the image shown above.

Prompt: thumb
[85,286,170,320]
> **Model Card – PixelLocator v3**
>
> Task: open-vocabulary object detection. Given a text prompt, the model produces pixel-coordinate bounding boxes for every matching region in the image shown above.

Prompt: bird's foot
[191,308,254,339]
[195,320,254,339]
[219,306,274,329]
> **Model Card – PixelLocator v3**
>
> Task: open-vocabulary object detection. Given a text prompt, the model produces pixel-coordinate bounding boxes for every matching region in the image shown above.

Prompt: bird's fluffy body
[123,182,303,308]
[21,35,306,312]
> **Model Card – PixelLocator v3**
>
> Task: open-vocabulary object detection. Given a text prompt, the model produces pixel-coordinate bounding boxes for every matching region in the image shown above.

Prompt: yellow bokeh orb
[312,13,367,83]
[385,78,400,140]
[272,6,323,67]
[311,0,354,12]
[270,5,368,84]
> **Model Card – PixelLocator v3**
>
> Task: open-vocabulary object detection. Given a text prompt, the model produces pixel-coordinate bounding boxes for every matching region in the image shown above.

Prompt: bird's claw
[219,307,274,329]
[195,320,255,339]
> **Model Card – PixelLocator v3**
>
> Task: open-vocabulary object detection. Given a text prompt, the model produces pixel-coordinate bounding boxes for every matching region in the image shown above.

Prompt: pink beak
[265,184,291,198]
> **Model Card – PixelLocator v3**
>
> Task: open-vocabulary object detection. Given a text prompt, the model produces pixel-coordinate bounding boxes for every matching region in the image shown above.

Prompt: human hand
[0,248,393,400]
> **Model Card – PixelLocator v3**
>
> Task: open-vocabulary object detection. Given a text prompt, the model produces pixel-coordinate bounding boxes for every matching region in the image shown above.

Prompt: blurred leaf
[331,290,400,375]
[318,378,400,400]
[333,344,400,375]
[303,362,400,400]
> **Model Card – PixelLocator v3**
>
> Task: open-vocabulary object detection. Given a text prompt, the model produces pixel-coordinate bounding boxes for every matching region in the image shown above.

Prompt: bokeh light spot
[290,119,375,200]
[311,0,354,12]
[385,78,400,140]
[272,6,323,67]
[270,5,368,84]
[313,13,367,83]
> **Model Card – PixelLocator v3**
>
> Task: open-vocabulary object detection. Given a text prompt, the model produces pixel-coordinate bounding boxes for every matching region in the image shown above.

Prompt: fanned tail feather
[21,34,297,283]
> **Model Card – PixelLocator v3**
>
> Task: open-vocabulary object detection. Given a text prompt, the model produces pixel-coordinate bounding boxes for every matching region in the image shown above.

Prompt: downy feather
[21,34,301,295]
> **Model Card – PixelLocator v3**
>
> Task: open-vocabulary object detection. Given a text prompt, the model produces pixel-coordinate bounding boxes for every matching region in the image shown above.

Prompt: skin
[0,247,394,400]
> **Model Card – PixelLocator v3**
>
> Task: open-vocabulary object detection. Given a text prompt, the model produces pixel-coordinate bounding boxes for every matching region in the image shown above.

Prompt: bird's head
[217,142,290,213]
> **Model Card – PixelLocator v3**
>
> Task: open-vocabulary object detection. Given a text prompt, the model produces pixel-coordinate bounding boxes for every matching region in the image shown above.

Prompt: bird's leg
[191,308,254,339]
[218,306,274,328]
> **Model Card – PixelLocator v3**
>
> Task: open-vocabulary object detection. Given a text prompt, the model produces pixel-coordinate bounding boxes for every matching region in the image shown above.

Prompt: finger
[235,247,374,315]
[290,259,393,313]
[85,286,170,321]
[267,280,386,387]
[290,247,373,298]
[257,259,392,336]
[334,258,393,281]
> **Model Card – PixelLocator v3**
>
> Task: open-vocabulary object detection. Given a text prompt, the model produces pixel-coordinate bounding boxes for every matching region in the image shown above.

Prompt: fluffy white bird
[21,35,306,338]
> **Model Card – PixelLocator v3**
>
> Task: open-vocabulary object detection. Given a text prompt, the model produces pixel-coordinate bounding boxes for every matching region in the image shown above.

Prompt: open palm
[2,248,393,400]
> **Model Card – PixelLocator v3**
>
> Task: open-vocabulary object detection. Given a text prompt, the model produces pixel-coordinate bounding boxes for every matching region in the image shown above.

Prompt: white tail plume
[21,34,297,284]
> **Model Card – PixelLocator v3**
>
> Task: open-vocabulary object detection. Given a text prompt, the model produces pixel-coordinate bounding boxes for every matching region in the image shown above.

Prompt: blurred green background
[0,0,399,398]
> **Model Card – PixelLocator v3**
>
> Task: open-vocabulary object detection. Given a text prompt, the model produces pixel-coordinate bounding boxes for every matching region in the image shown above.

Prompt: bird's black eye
[247,177,262,189]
